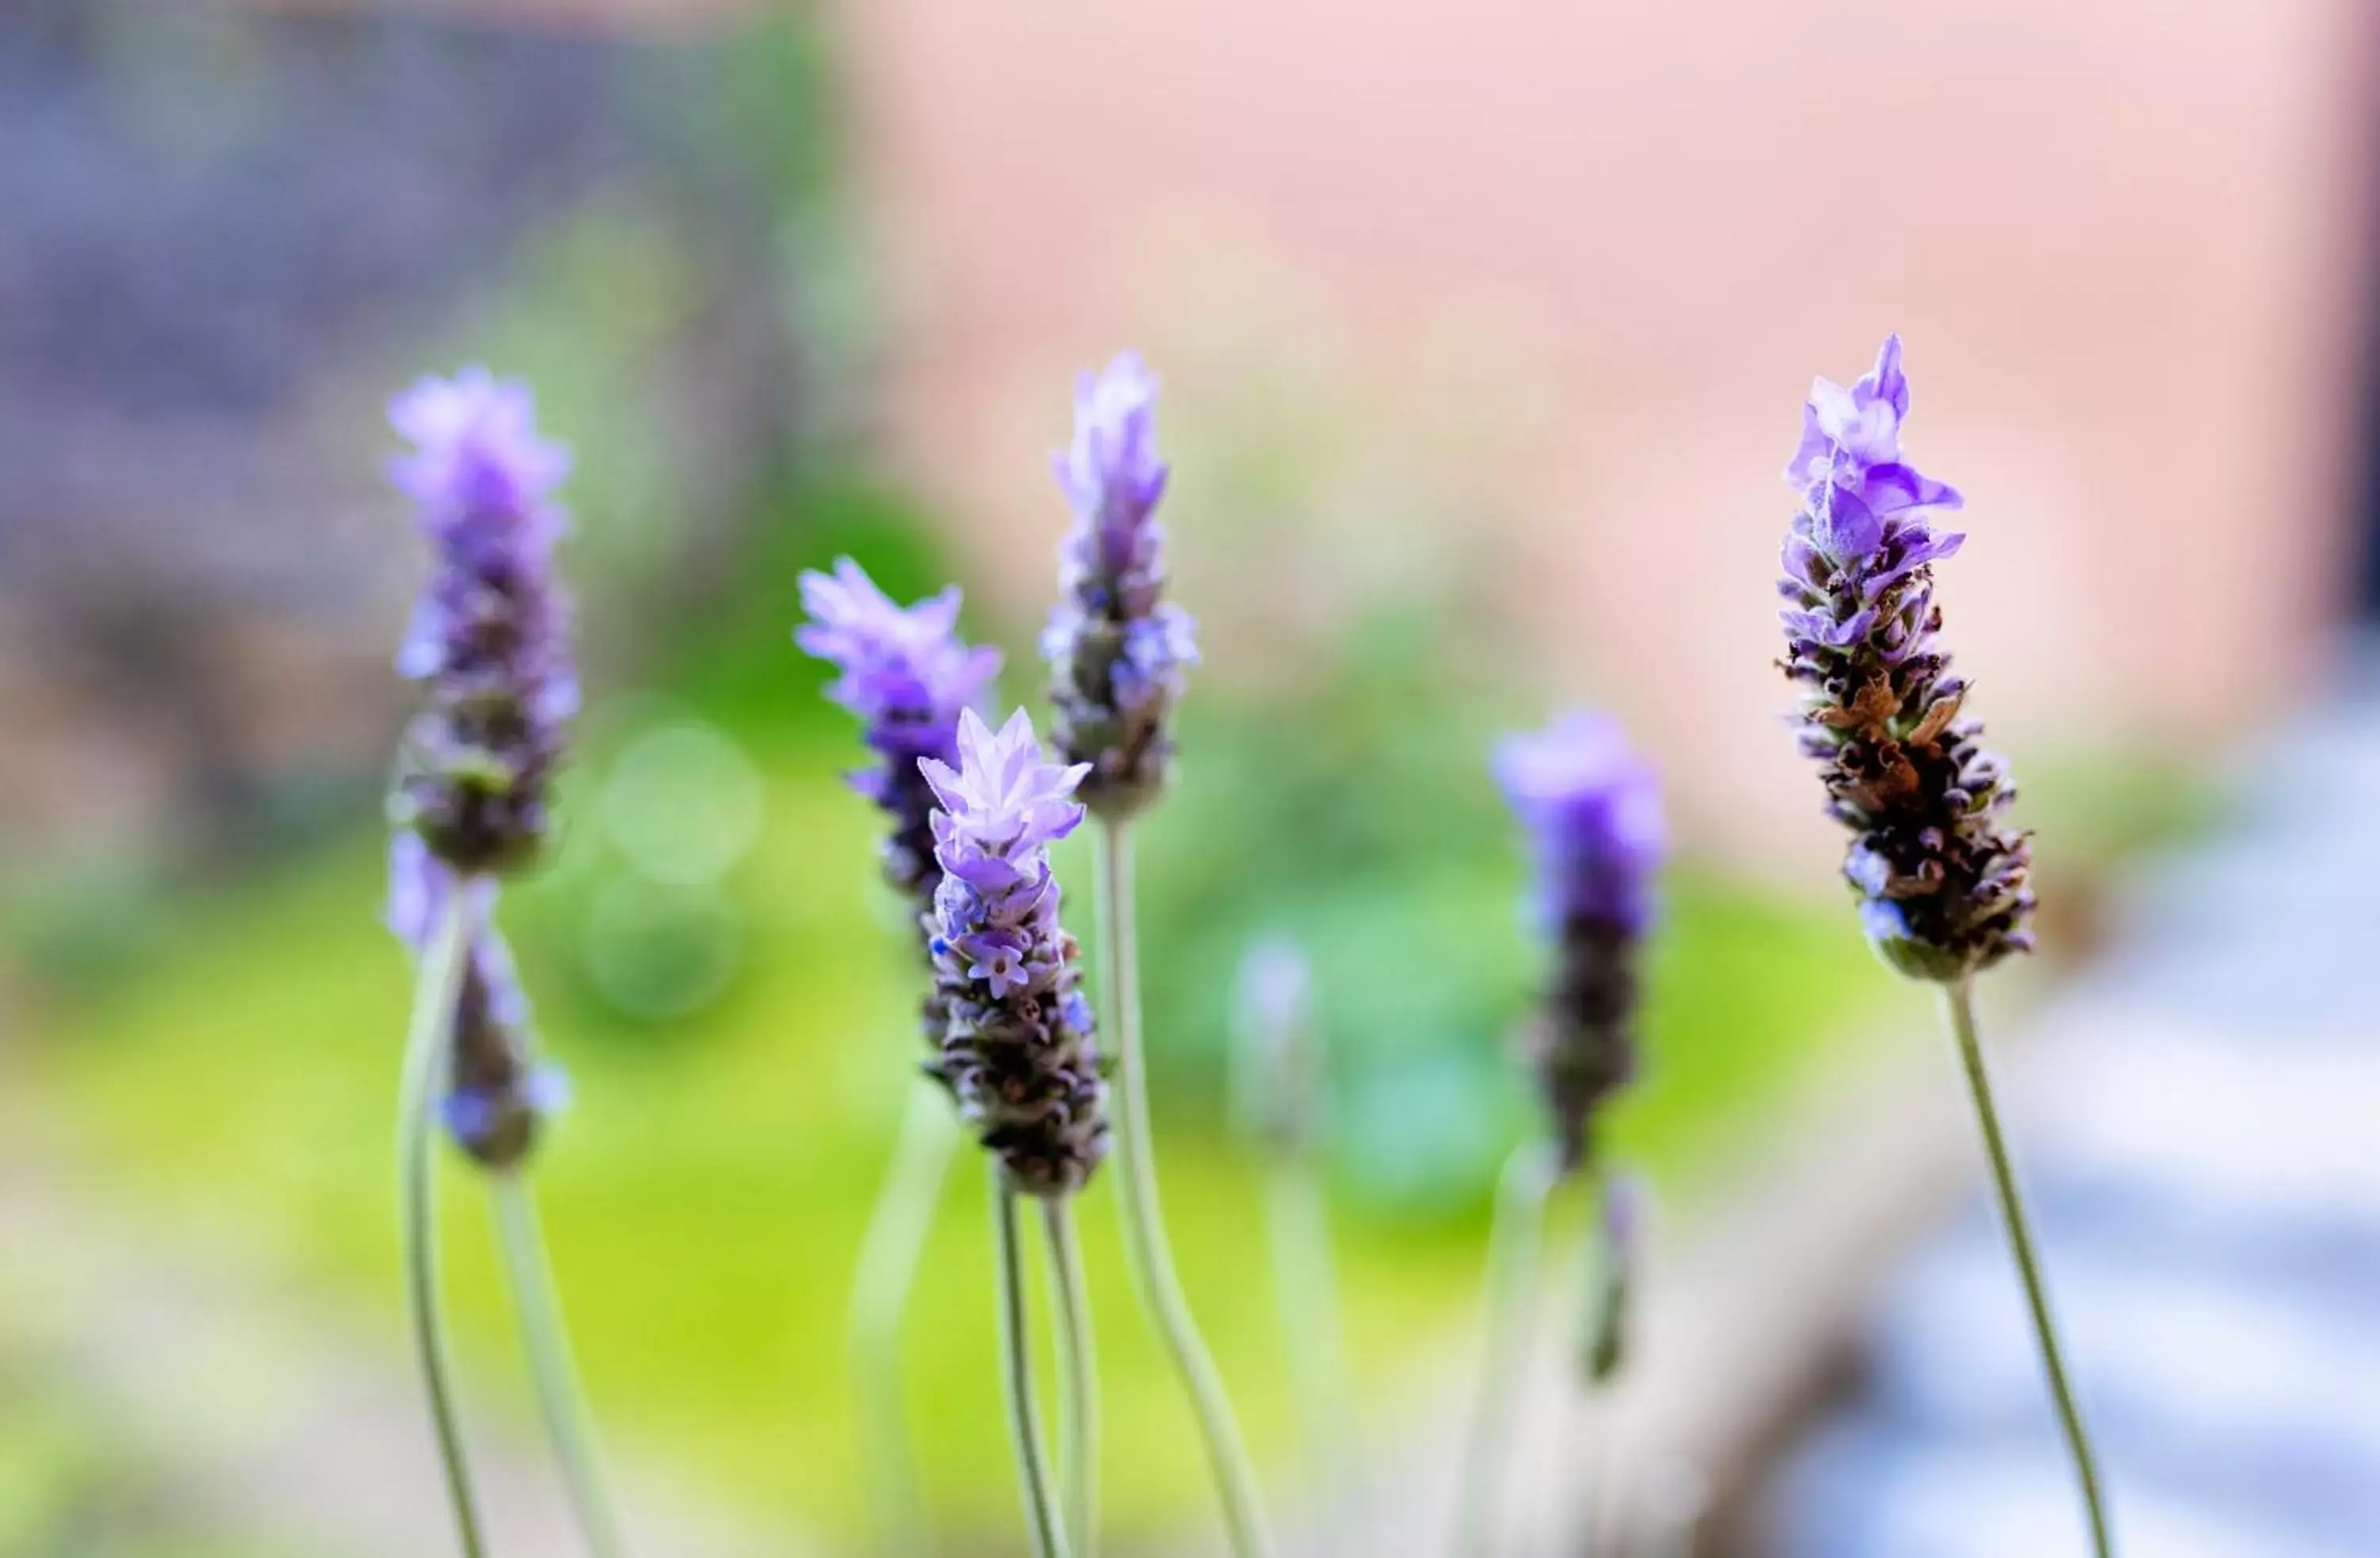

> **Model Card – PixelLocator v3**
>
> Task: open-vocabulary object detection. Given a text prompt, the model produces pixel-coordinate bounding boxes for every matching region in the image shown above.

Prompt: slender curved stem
[848,1081,959,1558]
[493,1174,629,1558]
[1453,1143,1557,1558]
[1095,821,1276,1558]
[1264,1152,1353,1535]
[1941,979,2116,1558]
[1040,1199,1100,1558]
[397,891,487,1558]
[992,1178,1073,1558]
[1557,1176,1613,1557]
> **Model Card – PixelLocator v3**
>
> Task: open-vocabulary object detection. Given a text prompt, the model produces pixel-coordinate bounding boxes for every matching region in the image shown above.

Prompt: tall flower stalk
[920,707,1111,1558]
[1779,336,2111,1556]
[1458,712,1664,1557]
[1230,938,1353,1537]
[391,877,482,1557]
[386,368,623,1558]
[1044,356,1273,1557]
[798,557,1003,1557]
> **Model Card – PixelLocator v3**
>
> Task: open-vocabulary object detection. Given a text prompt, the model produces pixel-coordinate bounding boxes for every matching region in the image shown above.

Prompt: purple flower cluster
[921,708,1108,1196]
[1042,353,1200,819]
[1778,336,2035,980]
[387,833,568,1170]
[1494,712,1665,1173]
[798,557,1004,906]
[387,367,578,877]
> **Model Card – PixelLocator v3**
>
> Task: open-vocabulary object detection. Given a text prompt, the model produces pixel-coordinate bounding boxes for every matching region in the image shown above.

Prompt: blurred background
[1,0,2375,1554]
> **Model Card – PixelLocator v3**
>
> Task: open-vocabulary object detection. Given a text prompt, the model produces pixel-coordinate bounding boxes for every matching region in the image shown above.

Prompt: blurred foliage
[0,1314,289,1558]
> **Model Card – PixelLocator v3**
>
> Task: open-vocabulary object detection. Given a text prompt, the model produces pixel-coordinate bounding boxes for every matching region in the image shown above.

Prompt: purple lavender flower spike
[386,367,578,877]
[1042,352,1200,819]
[921,708,1108,1196]
[798,557,1004,1070]
[387,832,563,1170]
[798,556,1004,904]
[1494,712,1665,1173]
[1779,336,2033,980]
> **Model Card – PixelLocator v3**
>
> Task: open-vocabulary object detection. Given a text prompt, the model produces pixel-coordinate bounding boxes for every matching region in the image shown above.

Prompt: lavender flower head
[1778,336,2034,981]
[1495,712,1665,1173]
[387,367,578,877]
[797,557,1003,905]
[922,708,1108,1196]
[387,833,568,1170]
[1229,934,1322,1155]
[1042,353,1200,819]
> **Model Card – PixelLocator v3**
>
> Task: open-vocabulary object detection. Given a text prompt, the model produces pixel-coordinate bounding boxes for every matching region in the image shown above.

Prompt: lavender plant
[386,368,624,1558]
[797,557,1003,1558]
[920,706,1111,1558]
[1458,712,1665,1558]
[1042,355,1273,1558]
[1779,336,2110,1555]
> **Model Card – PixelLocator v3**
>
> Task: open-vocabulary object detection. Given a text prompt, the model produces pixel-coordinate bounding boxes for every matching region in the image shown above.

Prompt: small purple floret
[922,708,1107,1197]
[1782,334,1964,562]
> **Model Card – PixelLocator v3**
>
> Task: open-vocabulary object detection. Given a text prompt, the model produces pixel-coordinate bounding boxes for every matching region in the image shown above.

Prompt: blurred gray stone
[1772,1425,2367,1558]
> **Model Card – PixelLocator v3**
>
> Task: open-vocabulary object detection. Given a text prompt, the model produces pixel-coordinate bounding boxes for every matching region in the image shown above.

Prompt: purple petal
[1812,485,1884,560]
[1864,462,1964,518]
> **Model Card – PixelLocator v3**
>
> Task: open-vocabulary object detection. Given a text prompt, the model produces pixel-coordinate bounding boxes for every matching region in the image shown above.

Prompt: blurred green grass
[9,736,1890,1546]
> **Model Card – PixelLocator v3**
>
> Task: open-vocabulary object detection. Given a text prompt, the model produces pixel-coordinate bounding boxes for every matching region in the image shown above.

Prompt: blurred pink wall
[845,0,2378,862]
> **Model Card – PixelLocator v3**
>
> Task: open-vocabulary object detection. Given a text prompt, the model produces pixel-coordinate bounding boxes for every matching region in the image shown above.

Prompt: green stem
[1941,978,2116,1558]
[848,1080,958,1558]
[1263,1153,1353,1530]
[397,890,488,1558]
[992,1178,1073,1558]
[1095,821,1276,1558]
[493,1174,629,1558]
[1560,1171,1612,1558]
[1453,1143,1557,1558]
[1040,1199,1100,1558]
